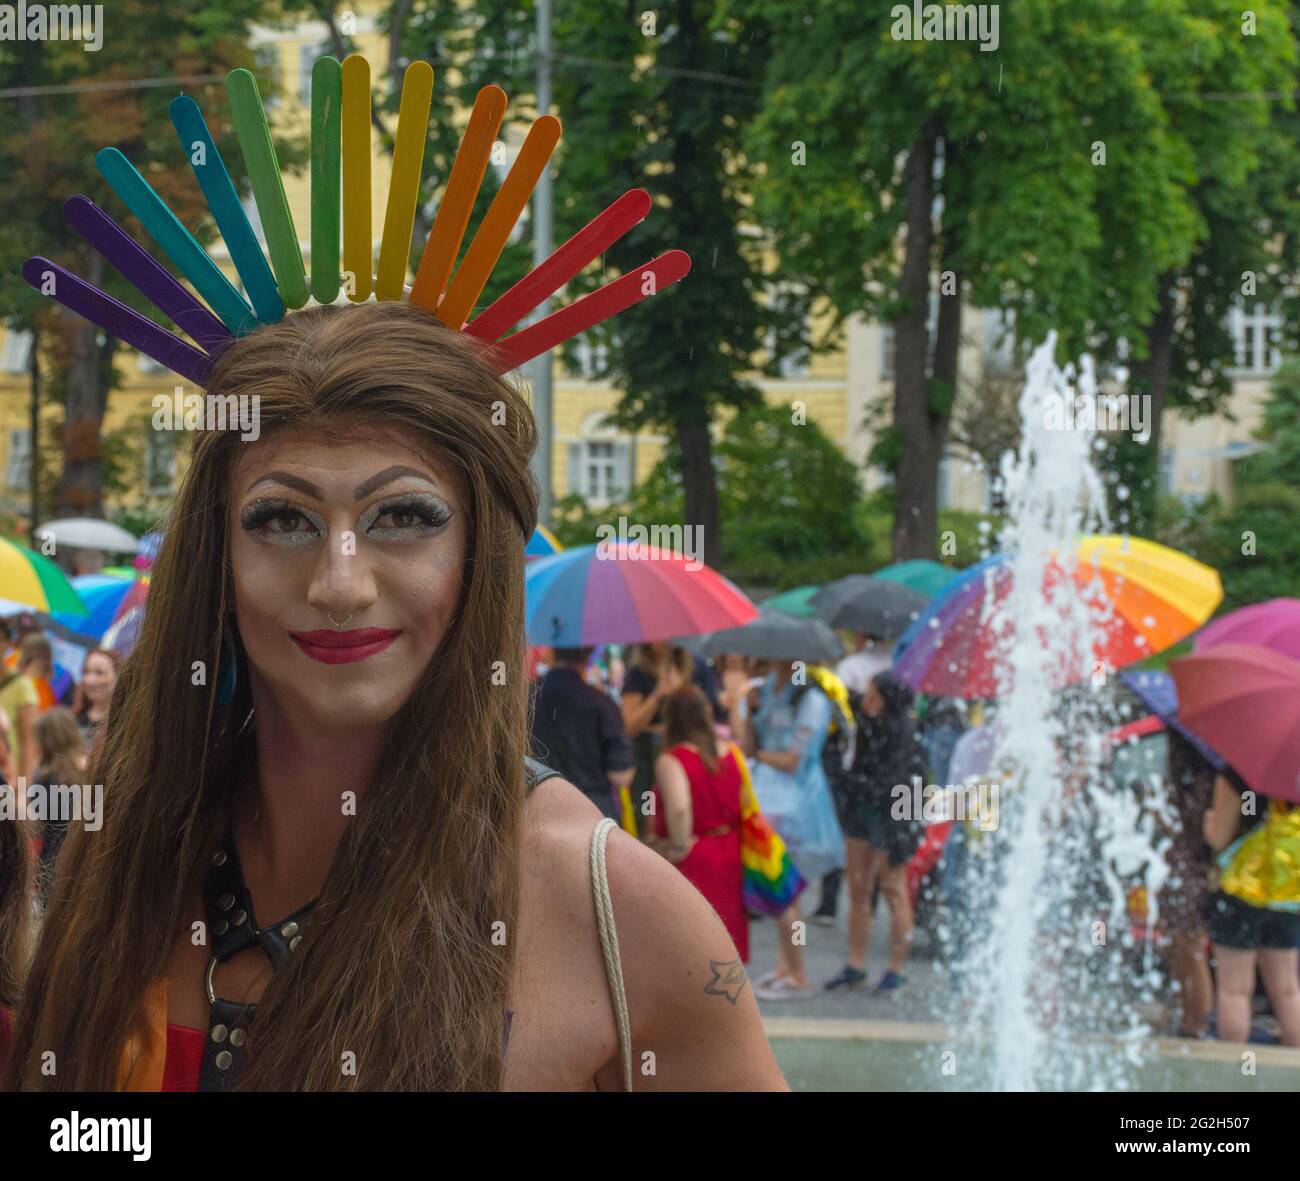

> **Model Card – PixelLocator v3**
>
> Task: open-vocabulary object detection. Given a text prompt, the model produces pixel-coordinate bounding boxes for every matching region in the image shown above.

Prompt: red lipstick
[289,628,401,665]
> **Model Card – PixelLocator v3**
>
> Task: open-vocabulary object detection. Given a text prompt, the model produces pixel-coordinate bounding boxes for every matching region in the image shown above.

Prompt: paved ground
[747,886,957,1023]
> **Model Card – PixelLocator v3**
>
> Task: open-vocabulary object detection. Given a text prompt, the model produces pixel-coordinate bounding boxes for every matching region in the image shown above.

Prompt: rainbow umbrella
[0,538,85,615]
[102,576,151,656]
[526,524,564,560]
[893,535,1223,699]
[525,542,758,645]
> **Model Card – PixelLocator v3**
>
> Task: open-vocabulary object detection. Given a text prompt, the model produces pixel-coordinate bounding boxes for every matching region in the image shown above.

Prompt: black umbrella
[810,575,928,637]
[699,607,844,664]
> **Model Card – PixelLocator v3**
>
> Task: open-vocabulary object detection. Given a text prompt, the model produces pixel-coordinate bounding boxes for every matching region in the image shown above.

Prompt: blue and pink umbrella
[525,542,757,646]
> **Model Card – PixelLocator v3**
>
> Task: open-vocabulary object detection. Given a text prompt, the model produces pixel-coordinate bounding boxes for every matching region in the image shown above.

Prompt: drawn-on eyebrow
[246,471,323,497]
[352,465,439,500]
[245,465,439,501]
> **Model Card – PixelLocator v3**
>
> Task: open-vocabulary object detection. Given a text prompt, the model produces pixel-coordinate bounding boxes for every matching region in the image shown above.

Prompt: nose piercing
[327,612,353,629]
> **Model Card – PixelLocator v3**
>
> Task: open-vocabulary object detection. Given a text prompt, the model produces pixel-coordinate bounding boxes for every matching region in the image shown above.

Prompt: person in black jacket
[824,672,925,995]
[530,647,636,822]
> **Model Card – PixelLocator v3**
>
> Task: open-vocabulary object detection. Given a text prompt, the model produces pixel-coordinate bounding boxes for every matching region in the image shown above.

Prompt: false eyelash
[367,494,452,530]
[239,498,315,534]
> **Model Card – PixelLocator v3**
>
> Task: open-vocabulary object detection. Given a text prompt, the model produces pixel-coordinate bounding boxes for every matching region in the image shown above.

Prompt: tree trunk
[929,191,963,533]
[1136,270,1177,458]
[56,253,111,517]
[1122,269,1176,532]
[677,417,721,570]
[891,121,939,560]
[28,328,41,537]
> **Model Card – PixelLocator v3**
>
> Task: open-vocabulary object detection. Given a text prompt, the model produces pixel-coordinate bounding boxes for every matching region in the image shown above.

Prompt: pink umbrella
[1170,643,1300,803]
[1195,597,1300,661]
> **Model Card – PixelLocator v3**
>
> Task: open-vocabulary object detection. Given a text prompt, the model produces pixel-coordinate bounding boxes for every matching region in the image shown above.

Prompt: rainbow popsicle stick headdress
[21,55,691,387]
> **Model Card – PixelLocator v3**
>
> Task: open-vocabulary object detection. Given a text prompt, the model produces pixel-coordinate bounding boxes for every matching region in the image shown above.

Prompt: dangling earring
[217,625,237,705]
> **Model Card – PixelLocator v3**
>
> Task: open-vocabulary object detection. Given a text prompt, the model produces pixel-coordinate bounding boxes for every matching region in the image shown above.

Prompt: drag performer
[3,56,784,1092]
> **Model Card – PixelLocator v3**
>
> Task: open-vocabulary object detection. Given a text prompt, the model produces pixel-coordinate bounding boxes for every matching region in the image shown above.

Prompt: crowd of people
[527,632,941,1002]
[1,613,1297,1077]
[0,624,121,1057]
[528,633,1300,1043]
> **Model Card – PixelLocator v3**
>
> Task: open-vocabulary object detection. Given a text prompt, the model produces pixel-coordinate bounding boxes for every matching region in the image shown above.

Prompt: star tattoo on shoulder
[703,958,748,1004]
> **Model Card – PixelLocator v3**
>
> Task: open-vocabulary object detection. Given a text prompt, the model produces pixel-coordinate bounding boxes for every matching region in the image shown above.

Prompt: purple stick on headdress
[22,257,213,387]
[64,196,233,355]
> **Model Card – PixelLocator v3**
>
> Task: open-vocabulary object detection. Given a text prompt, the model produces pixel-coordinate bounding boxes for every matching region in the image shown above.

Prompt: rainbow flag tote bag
[732,742,806,915]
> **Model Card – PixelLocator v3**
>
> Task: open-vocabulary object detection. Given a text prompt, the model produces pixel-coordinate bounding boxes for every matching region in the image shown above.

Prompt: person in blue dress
[739,657,845,1001]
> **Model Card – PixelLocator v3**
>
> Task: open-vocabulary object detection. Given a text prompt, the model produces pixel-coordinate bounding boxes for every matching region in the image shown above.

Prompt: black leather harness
[198,827,317,1091]
[193,756,561,1091]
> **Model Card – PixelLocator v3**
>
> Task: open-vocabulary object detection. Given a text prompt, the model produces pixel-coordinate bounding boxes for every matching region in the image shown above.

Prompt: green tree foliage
[1155,358,1300,608]
[555,403,881,588]
[726,0,1296,557]
[0,0,296,518]
[1100,2,1298,534]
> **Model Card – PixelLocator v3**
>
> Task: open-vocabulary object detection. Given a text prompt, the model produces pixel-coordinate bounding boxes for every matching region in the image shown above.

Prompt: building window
[937,456,953,511]
[567,418,632,504]
[5,429,31,490]
[585,441,619,500]
[253,45,279,111]
[982,307,1016,375]
[2,330,33,374]
[145,430,179,495]
[299,41,330,104]
[575,334,610,379]
[1158,449,1175,497]
[1229,303,1281,374]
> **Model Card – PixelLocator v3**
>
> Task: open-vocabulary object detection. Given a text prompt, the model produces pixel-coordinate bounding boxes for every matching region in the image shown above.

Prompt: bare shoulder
[521,776,788,1091]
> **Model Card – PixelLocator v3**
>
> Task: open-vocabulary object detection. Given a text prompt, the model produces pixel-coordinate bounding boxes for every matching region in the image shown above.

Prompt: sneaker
[754,977,814,1002]
[824,965,868,991]
[1249,1020,1280,1046]
[875,970,908,996]
[808,913,837,928]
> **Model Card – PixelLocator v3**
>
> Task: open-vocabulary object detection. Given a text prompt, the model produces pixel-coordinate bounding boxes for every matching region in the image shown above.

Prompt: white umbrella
[948,722,1005,786]
[35,517,138,553]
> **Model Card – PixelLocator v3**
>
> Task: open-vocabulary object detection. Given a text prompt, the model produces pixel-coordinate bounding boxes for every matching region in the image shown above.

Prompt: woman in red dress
[650,688,749,962]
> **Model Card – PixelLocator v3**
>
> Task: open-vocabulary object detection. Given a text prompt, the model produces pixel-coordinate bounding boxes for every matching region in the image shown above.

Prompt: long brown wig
[4,301,539,1090]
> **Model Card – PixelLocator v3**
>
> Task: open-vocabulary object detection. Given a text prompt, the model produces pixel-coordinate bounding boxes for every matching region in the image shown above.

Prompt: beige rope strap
[589,816,634,1092]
